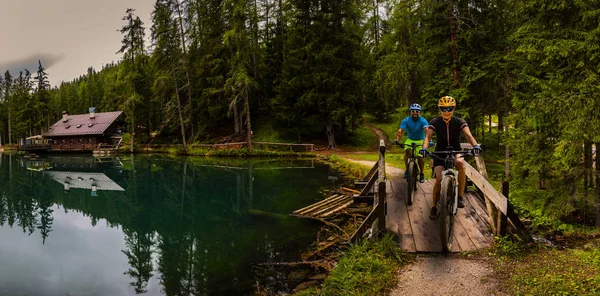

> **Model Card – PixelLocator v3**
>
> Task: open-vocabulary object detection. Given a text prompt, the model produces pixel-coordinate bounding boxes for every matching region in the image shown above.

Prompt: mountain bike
[393,141,422,206]
[426,147,475,253]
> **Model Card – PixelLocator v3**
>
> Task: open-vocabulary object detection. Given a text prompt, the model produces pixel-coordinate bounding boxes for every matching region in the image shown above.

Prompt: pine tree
[3,71,12,144]
[117,8,148,152]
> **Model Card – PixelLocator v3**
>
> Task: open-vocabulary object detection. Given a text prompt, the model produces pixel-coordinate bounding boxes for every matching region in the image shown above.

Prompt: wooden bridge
[387,178,493,252]
[293,139,530,253]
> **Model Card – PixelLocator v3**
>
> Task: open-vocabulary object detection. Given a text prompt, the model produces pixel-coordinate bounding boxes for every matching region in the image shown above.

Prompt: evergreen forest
[0,0,599,227]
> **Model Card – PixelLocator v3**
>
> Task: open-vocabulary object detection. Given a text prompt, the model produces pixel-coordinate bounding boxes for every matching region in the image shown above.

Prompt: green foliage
[492,235,527,259]
[339,126,379,151]
[497,243,600,295]
[320,155,371,179]
[297,233,408,296]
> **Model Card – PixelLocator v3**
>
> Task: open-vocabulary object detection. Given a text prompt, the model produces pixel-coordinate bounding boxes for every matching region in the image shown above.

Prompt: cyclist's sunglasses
[410,110,421,113]
[439,107,454,112]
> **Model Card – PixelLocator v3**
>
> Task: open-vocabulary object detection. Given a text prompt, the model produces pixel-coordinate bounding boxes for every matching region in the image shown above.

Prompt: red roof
[43,111,124,137]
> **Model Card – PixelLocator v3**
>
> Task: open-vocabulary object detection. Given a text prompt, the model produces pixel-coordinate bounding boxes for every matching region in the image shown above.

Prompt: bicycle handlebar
[426,149,476,162]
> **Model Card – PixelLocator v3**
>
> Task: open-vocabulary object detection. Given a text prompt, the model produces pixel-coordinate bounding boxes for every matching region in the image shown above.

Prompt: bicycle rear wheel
[406,161,416,205]
[439,175,456,253]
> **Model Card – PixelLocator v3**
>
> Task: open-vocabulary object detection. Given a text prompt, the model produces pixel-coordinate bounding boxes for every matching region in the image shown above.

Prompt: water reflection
[0,154,342,295]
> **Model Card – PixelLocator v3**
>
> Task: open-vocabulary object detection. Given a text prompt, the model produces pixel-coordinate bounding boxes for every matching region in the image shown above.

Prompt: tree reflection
[0,155,333,295]
[122,228,155,294]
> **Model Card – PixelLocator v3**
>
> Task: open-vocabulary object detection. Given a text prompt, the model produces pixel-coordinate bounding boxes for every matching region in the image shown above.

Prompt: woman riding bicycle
[419,96,482,220]
[394,103,429,183]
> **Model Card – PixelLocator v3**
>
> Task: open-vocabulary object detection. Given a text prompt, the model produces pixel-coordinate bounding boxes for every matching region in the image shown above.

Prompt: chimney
[89,107,96,119]
[62,111,69,122]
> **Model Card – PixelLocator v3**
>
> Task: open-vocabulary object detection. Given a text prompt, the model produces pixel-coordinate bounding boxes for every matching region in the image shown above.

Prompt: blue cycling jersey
[400,116,429,140]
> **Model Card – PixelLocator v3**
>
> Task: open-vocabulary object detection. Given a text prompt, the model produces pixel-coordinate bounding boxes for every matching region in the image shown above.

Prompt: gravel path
[390,255,505,296]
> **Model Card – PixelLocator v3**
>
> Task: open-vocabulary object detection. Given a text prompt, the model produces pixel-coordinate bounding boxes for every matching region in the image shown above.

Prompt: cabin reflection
[44,171,125,196]
[20,155,126,196]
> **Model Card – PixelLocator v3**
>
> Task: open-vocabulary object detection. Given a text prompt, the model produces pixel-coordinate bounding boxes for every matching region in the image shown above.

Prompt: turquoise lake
[0,154,346,295]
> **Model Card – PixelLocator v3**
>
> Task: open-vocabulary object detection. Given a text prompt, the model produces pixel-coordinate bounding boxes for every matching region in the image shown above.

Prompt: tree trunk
[482,114,486,141]
[539,165,545,190]
[174,80,188,153]
[497,112,503,151]
[175,0,194,142]
[374,0,379,47]
[253,0,259,79]
[504,125,509,179]
[245,88,252,151]
[584,141,592,224]
[233,98,240,135]
[595,142,600,227]
[130,107,135,153]
[489,114,492,133]
[326,119,336,150]
[447,0,461,87]
[8,100,11,144]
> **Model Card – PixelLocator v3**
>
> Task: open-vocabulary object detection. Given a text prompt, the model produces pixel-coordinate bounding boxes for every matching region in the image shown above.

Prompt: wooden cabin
[41,108,126,152]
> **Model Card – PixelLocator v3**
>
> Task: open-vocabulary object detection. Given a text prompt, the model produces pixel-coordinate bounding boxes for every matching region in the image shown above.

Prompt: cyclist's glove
[473,144,482,155]
[419,148,429,157]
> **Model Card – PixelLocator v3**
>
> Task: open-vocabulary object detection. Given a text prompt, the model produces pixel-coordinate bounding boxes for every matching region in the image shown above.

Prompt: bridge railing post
[498,181,509,236]
[376,139,386,233]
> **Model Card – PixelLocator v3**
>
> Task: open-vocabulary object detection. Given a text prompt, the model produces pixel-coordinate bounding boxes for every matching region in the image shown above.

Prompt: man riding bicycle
[394,103,429,183]
[419,96,482,220]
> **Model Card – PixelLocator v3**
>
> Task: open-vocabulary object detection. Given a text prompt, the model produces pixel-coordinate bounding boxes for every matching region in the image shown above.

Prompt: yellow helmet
[438,96,456,107]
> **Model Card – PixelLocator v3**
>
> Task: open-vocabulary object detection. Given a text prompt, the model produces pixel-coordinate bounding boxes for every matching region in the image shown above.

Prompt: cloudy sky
[0,0,154,87]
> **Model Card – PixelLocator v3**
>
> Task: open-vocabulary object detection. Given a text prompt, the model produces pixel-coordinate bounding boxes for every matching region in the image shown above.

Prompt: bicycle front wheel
[406,161,416,206]
[439,175,456,253]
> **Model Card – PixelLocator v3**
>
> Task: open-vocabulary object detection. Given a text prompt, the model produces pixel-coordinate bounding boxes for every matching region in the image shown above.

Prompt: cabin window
[65,125,70,129]
[88,123,94,127]
[76,124,82,128]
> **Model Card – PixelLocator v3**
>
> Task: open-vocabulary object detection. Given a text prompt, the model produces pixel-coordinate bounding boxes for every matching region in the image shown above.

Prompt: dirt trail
[364,122,392,148]
[391,255,506,296]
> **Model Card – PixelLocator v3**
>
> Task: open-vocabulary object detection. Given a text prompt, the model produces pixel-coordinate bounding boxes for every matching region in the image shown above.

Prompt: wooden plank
[310,197,353,216]
[463,193,495,245]
[450,212,477,252]
[474,154,498,234]
[293,194,344,215]
[420,186,462,253]
[363,163,379,182]
[406,189,442,252]
[464,162,508,215]
[498,182,509,236]
[359,171,378,196]
[387,179,416,252]
[377,181,386,231]
[418,179,434,194]
[350,203,382,242]
[300,195,349,216]
[320,200,353,217]
[455,198,491,249]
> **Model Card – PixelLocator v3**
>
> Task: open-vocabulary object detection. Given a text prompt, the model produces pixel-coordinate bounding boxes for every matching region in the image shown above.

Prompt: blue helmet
[409,103,422,112]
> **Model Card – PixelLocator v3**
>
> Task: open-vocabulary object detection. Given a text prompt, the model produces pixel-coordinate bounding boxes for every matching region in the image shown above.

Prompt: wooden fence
[349,139,386,242]
[139,141,314,152]
[461,143,530,240]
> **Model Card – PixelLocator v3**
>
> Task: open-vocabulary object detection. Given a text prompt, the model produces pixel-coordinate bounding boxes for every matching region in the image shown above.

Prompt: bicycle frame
[430,148,474,215]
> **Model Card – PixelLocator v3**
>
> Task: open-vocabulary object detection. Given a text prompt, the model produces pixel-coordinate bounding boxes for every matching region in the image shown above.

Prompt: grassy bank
[317,154,372,179]
[296,233,410,296]
[493,234,600,295]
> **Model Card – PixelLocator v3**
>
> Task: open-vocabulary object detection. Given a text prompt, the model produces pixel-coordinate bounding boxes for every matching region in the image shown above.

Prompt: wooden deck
[386,178,494,253]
